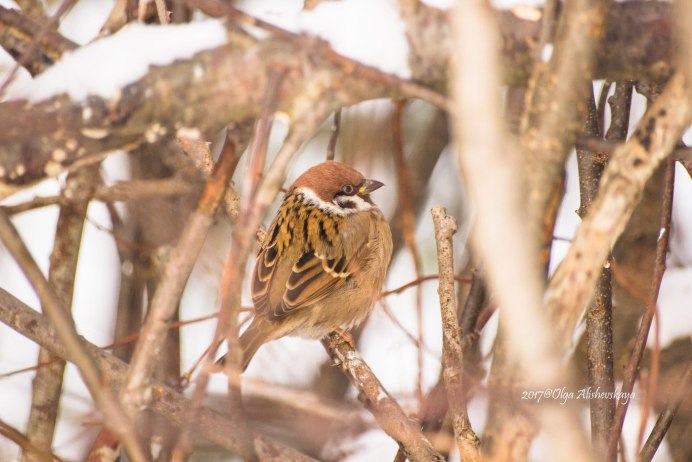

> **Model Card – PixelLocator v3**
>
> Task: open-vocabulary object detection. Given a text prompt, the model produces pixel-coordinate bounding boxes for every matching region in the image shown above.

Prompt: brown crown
[289,161,365,201]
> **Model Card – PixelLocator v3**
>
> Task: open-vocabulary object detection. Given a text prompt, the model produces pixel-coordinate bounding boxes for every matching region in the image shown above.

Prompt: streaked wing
[251,243,280,315]
[272,251,350,318]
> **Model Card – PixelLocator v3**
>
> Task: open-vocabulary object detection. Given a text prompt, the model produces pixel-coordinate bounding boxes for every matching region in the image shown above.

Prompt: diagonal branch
[0,210,149,462]
[322,332,444,462]
[0,287,318,462]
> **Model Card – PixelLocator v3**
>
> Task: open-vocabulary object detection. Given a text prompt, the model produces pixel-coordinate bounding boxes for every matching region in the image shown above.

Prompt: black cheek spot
[633,158,644,167]
[658,108,666,117]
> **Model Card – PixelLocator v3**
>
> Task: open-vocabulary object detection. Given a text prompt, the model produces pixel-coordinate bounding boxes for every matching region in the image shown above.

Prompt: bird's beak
[360,179,385,195]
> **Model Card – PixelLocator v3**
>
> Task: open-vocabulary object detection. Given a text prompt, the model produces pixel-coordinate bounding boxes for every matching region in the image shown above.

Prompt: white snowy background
[0,0,689,461]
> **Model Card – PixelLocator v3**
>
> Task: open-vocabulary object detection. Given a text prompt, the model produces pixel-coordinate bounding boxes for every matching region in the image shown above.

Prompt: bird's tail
[238,318,271,371]
[215,317,271,372]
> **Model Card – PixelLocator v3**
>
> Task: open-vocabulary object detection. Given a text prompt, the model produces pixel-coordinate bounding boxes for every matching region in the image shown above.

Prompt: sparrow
[231,161,392,371]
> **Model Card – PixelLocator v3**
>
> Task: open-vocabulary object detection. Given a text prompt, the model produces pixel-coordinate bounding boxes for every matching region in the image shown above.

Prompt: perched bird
[232,161,392,371]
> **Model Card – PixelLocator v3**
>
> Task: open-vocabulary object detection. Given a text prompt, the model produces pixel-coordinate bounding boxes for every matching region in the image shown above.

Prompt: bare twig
[431,207,479,461]
[0,211,148,462]
[607,156,676,460]
[575,86,618,457]
[323,331,444,462]
[172,73,287,462]
[172,118,321,461]
[639,353,692,462]
[381,274,471,297]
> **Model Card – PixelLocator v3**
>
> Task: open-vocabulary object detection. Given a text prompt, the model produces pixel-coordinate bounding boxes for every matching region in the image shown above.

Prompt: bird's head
[289,161,384,214]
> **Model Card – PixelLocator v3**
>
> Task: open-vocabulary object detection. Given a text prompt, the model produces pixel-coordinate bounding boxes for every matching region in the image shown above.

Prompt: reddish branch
[639,353,692,462]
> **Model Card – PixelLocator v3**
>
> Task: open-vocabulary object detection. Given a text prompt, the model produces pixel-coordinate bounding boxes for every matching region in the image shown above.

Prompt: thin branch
[25,164,99,461]
[322,331,444,462]
[172,72,287,462]
[638,353,692,462]
[172,118,321,461]
[4,178,199,216]
[431,207,479,461]
[0,210,149,462]
[575,84,622,458]
[0,418,64,462]
[607,156,676,460]
[381,274,471,297]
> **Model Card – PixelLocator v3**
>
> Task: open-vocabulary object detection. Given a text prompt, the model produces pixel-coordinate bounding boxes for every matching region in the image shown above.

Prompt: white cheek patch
[296,187,346,216]
[295,187,373,214]
[335,194,373,212]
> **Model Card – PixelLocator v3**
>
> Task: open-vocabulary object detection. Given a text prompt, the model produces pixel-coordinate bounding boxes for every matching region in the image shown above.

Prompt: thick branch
[450,1,590,460]
[400,1,672,89]
[0,23,443,197]
[521,0,608,266]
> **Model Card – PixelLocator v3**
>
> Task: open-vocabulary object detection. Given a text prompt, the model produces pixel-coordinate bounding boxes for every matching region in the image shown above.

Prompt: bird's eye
[341,184,355,195]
